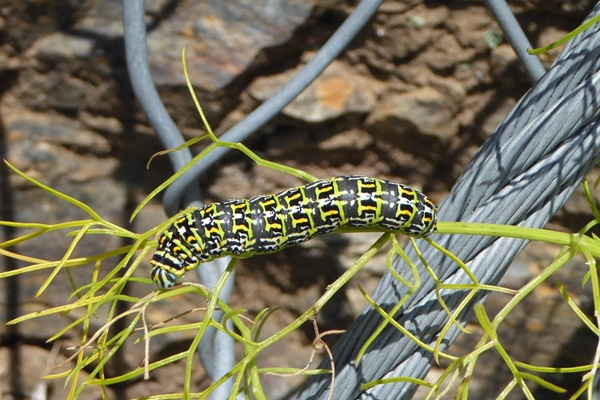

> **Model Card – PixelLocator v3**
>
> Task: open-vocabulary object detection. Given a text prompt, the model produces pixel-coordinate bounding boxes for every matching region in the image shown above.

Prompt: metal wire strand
[161,0,386,216]
[122,0,201,209]
[485,0,546,82]
[296,3,600,399]
[124,0,385,395]
[122,2,237,399]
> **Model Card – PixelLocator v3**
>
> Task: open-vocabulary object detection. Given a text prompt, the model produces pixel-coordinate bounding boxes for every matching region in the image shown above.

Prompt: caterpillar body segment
[150,175,437,289]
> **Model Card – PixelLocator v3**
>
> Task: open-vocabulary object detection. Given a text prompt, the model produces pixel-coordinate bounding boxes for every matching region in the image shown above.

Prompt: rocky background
[0,0,598,399]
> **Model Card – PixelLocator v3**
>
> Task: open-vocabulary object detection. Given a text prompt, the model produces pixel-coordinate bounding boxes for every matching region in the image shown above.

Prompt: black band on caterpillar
[150,175,437,289]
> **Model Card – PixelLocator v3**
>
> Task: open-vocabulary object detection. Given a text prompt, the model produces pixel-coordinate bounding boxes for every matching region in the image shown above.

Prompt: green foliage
[528,14,600,55]
[2,48,600,399]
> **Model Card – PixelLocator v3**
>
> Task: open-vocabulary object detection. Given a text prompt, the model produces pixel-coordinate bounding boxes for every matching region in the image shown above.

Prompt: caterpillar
[150,175,437,289]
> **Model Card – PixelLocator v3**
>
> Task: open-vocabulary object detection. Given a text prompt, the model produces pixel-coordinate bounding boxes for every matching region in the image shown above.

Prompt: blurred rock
[375,6,448,60]
[480,97,517,137]
[366,87,459,141]
[422,34,477,72]
[318,128,373,151]
[530,0,595,16]
[4,110,113,182]
[147,0,314,91]
[250,59,384,122]
[490,44,518,76]
[17,0,314,121]
[27,32,96,62]
[428,75,467,106]
[448,7,498,54]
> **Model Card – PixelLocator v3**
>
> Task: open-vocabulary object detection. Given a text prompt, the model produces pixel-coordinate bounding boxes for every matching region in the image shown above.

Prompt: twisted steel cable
[296,3,600,399]
[124,0,596,396]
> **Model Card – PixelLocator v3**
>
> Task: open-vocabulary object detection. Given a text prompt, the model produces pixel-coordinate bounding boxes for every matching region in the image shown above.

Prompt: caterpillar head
[150,226,202,289]
[151,265,180,289]
[150,249,187,289]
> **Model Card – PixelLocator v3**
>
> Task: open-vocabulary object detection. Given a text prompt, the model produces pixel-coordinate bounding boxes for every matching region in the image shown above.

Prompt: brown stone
[250,59,384,122]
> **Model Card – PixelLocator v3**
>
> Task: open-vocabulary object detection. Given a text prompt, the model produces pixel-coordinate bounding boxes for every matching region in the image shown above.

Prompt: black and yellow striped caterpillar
[150,175,437,289]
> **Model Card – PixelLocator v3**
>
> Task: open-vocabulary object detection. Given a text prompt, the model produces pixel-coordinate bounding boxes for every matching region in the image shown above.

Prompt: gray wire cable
[122,0,201,209]
[124,0,385,396]
[485,0,546,82]
[122,3,236,399]
[162,0,385,216]
[296,3,600,399]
